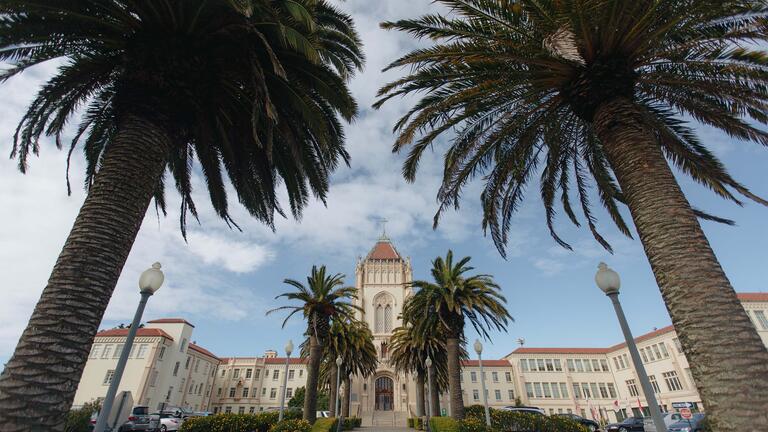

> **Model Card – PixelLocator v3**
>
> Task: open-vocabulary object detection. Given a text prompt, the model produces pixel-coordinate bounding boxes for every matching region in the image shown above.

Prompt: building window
[525,383,534,398]
[149,370,159,387]
[158,346,165,359]
[626,379,639,397]
[299,370,303,378]
[137,344,148,359]
[112,344,123,359]
[520,360,529,372]
[533,383,543,398]
[238,407,245,414]
[645,375,659,393]
[270,388,277,399]
[217,388,222,396]
[288,370,295,380]
[672,338,683,353]
[552,383,561,399]
[492,372,499,382]
[542,383,552,398]
[612,357,619,370]
[559,383,569,399]
[287,388,293,398]
[255,369,261,379]
[640,348,649,363]
[470,372,477,382]
[246,369,253,379]
[623,354,630,368]
[494,389,501,401]
[179,378,185,392]
[754,310,768,330]
[375,306,383,333]
[90,345,101,359]
[103,370,115,385]
[508,389,515,400]
[581,383,591,398]
[536,359,545,371]
[262,388,266,396]
[249,407,255,414]
[572,383,581,399]
[233,369,240,379]
[567,359,575,372]
[229,388,236,397]
[273,370,280,380]
[591,360,600,372]
[173,362,180,377]
[221,369,226,377]
[195,359,200,372]
[242,388,249,398]
[225,407,232,414]
[101,345,112,359]
[583,360,592,372]
[472,390,479,401]
[663,371,684,391]
[575,359,584,372]
[166,387,173,400]
[554,359,562,371]
[600,359,609,372]
[505,372,512,382]
[189,382,195,394]
[384,305,393,332]
[180,338,187,353]
[545,359,554,371]
[590,383,599,399]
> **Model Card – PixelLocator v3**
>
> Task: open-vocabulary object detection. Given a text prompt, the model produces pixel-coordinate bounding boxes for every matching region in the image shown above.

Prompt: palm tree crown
[2,0,364,233]
[375,0,767,255]
[407,251,511,339]
[269,265,360,338]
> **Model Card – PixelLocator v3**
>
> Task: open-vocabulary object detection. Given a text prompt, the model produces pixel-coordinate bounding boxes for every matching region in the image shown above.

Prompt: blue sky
[1,0,767,365]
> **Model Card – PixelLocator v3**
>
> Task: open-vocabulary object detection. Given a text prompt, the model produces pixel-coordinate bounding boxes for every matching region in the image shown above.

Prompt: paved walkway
[356,427,410,432]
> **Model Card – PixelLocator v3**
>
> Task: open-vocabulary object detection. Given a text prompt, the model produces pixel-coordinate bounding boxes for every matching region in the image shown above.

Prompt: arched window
[384,305,393,332]
[375,306,383,333]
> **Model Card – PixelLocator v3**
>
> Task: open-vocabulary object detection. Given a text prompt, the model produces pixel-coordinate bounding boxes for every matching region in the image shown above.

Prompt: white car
[643,413,684,432]
[153,412,183,431]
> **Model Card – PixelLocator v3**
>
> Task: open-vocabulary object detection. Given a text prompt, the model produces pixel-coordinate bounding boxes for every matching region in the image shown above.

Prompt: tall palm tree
[269,265,360,423]
[337,320,377,417]
[375,1,768,428]
[405,251,510,419]
[0,0,363,428]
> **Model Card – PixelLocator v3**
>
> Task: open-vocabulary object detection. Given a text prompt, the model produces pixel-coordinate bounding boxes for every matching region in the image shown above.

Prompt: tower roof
[366,237,402,261]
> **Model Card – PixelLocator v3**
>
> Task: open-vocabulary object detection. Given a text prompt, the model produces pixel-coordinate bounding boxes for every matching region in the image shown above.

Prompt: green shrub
[463,405,486,420]
[464,408,587,432]
[310,417,338,432]
[408,418,414,428]
[180,412,296,432]
[271,419,312,432]
[458,417,491,432]
[341,417,361,430]
[415,417,424,430]
[430,417,459,432]
[64,402,100,432]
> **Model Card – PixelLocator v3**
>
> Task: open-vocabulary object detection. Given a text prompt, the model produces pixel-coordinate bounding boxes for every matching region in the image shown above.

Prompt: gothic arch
[372,291,394,333]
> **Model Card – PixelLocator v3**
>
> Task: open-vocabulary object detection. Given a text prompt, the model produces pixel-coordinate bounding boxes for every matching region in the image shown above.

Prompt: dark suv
[606,417,645,432]
[553,413,601,431]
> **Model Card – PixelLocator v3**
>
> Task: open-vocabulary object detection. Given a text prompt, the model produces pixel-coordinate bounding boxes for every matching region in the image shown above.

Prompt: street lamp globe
[474,339,483,355]
[285,340,293,357]
[425,356,432,368]
[139,262,164,294]
[336,356,343,367]
[595,262,620,295]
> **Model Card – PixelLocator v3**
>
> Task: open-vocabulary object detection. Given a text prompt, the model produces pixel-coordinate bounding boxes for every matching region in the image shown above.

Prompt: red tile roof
[608,325,675,351]
[461,360,512,367]
[96,328,174,340]
[367,240,401,260]
[511,347,610,355]
[737,292,768,302]
[189,343,221,361]
[147,318,195,327]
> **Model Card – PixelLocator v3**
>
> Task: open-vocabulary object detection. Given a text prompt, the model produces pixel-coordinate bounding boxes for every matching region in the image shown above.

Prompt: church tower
[351,233,413,416]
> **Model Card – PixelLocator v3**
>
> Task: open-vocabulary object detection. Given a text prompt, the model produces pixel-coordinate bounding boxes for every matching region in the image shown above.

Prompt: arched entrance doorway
[375,376,394,411]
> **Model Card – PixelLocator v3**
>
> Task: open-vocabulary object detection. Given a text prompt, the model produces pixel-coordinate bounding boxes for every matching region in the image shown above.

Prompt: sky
[1,0,767,366]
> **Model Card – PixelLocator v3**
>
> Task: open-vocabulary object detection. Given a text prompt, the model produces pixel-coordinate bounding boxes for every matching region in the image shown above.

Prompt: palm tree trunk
[329,364,338,417]
[0,115,170,431]
[342,376,351,418]
[594,97,768,431]
[446,337,464,419]
[428,364,440,418]
[304,334,323,423]
[415,372,425,417]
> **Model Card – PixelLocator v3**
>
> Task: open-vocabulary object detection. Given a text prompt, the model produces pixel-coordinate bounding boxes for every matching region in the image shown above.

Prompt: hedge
[342,417,362,430]
[271,419,312,432]
[408,417,425,430]
[463,406,588,432]
[431,417,460,432]
[310,418,338,432]
[180,411,300,432]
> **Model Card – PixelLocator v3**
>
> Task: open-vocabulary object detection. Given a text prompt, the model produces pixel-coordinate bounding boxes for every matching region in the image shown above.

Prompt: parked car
[553,413,601,431]
[643,412,685,432]
[118,406,156,432]
[150,412,184,432]
[667,414,706,432]
[605,416,645,432]
[499,406,546,416]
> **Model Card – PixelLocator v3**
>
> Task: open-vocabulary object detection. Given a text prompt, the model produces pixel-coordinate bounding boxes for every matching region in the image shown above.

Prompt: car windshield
[670,414,704,426]
[622,417,638,423]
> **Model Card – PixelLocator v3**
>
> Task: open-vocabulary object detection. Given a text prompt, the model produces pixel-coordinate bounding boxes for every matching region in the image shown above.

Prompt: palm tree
[375,1,768,428]
[269,266,360,423]
[0,0,363,428]
[405,251,510,419]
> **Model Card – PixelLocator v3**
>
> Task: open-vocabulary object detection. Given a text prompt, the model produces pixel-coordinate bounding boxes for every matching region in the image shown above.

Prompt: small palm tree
[335,319,377,417]
[0,0,362,427]
[406,251,510,419]
[375,1,768,428]
[270,265,360,423]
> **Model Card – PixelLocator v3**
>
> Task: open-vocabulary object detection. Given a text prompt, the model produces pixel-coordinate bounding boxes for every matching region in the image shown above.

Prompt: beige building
[506,293,768,423]
[73,318,221,412]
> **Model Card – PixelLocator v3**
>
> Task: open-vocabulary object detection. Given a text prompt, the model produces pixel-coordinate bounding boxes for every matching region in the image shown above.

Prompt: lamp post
[335,356,343,432]
[595,263,666,432]
[95,263,164,432]
[474,340,491,426]
[425,356,433,432]
[279,339,294,421]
